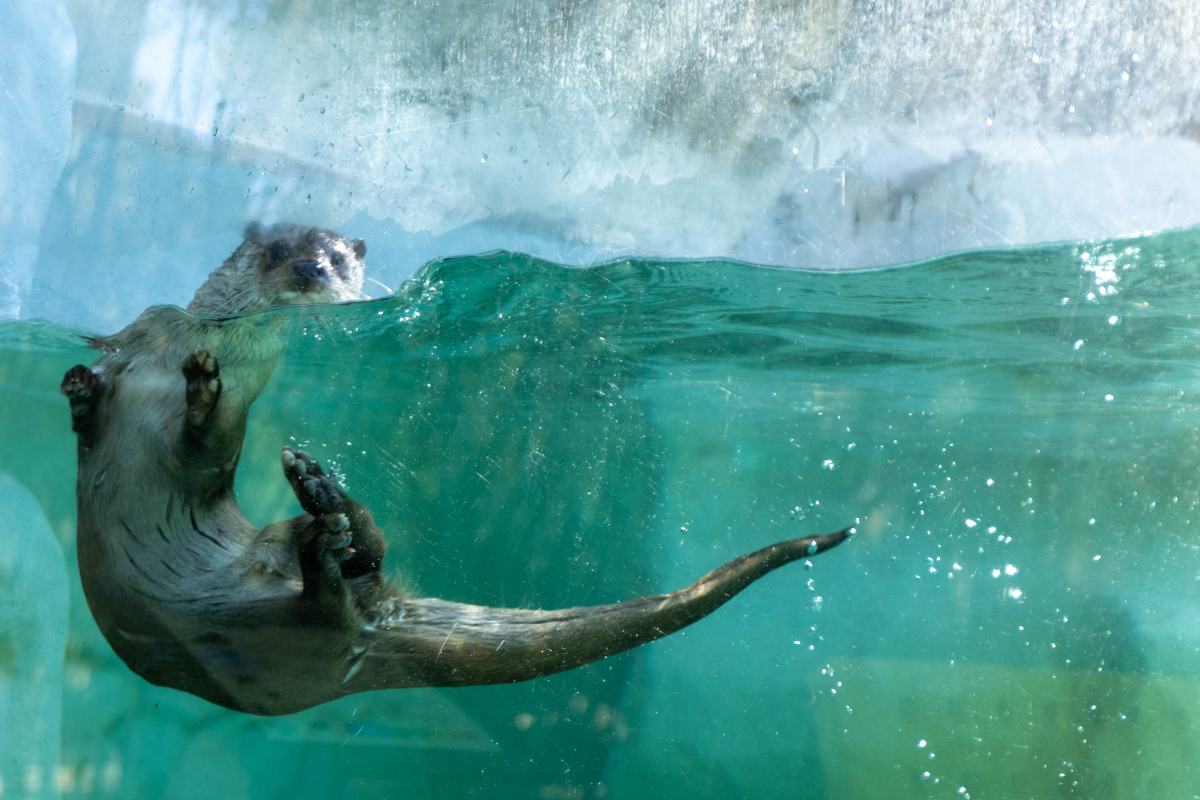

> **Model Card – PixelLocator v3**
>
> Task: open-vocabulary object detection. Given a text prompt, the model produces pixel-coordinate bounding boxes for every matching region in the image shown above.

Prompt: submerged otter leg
[182,349,222,429]
[281,448,387,597]
[61,364,103,445]
[293,510,357,619]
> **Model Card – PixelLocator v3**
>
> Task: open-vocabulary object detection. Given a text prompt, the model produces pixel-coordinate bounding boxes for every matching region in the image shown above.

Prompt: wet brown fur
[62,223,851,715]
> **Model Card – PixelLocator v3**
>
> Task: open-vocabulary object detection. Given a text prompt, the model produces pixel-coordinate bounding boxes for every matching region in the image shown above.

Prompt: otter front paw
[61,364,102,438]
[182,349,221,429]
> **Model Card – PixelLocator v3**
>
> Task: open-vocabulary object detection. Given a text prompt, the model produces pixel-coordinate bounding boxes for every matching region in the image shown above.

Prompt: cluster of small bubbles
[808,595,824,612]
[821,459,836,471]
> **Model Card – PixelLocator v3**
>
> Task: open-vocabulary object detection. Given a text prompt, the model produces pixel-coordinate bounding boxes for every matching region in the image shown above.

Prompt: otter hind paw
[317,518,356,563]
[182,349,222,429]
[281,447,345,517]
[282,447,385,594]
[297,513,358,610]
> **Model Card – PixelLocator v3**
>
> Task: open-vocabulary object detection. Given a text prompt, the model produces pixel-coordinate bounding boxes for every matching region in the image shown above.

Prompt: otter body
[63,224,850,715]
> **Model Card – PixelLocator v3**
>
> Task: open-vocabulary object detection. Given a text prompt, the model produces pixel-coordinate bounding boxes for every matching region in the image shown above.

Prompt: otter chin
[60,223,851,716]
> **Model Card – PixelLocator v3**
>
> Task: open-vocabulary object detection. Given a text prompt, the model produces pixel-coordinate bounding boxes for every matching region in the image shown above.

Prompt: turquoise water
[2,229,1200,797]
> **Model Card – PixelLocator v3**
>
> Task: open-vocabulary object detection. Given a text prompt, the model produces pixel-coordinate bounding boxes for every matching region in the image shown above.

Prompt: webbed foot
[282,447,355,564]
[282,447,345,515]
[282,447,388,587]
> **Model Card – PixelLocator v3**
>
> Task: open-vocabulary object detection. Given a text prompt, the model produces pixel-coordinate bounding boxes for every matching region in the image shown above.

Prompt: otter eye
[268,241,291,262]
[330,254,344,267]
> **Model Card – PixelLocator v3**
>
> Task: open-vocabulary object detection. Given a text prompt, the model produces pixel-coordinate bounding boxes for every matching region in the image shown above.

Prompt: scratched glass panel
[4,1,1200,799]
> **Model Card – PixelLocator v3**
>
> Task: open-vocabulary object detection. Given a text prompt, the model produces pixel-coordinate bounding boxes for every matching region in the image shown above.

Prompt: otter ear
[351,238,366,259]
[244,221,264,241]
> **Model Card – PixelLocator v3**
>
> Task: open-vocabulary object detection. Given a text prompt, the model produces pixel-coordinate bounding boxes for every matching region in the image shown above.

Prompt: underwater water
[2,228,1200,799]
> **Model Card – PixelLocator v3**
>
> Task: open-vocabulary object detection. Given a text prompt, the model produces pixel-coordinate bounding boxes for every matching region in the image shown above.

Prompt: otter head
[187,223,369,318]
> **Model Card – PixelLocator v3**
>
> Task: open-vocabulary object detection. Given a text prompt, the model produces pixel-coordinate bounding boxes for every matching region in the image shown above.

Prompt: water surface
[2,229,1199,798]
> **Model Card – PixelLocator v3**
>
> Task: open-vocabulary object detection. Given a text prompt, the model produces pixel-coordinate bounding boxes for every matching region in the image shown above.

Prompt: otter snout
[291,259,329,291]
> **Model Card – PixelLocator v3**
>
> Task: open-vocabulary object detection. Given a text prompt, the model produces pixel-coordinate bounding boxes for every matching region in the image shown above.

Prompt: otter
[60,222,852,716]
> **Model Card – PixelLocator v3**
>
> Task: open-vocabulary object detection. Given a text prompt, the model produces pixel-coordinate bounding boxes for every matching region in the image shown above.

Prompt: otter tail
[339,528,851,693]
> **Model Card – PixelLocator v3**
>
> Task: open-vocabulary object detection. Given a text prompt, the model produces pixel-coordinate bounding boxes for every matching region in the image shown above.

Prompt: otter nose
[293,260,327,282]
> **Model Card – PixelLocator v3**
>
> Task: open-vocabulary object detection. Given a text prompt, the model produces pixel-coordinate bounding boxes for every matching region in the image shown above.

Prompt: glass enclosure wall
[3,2,1200,799]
